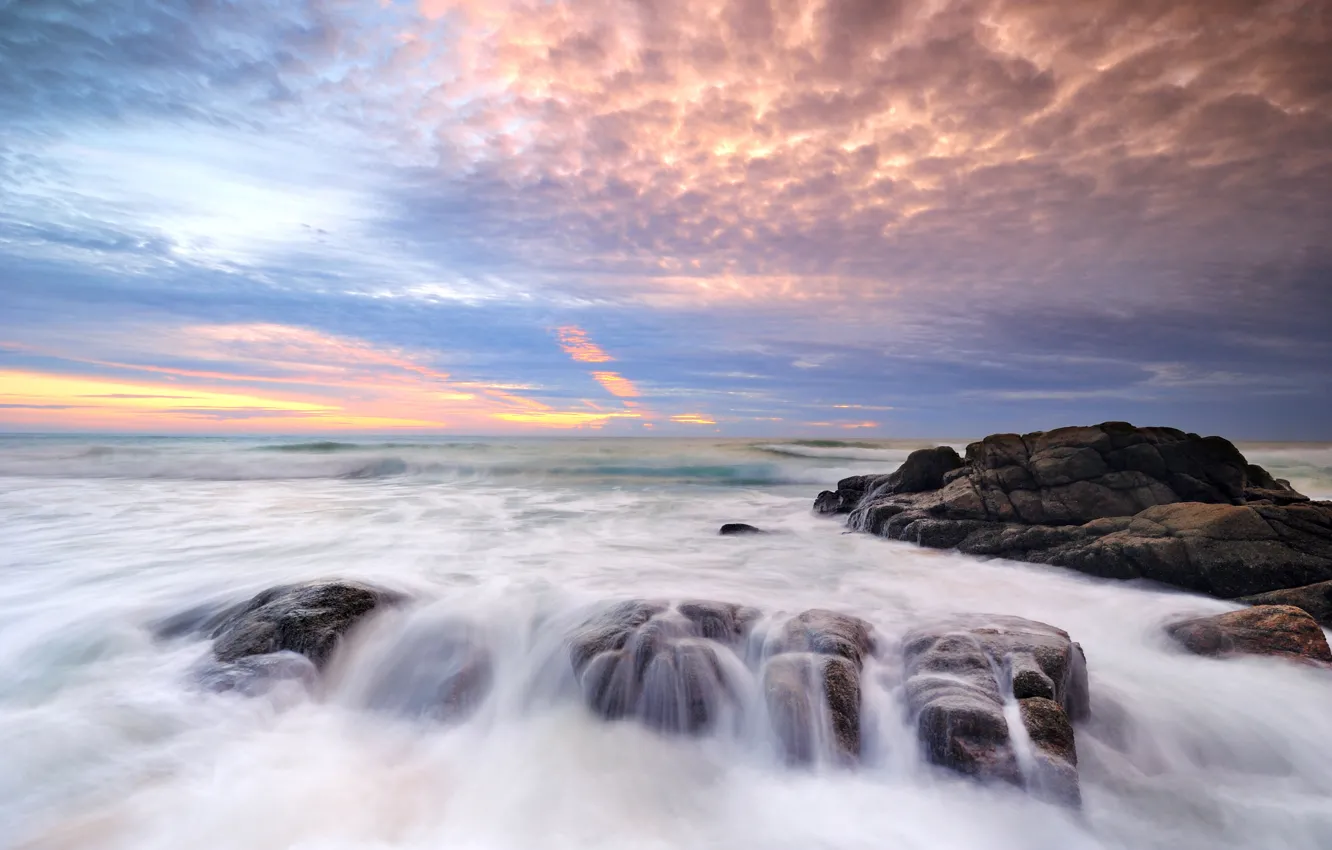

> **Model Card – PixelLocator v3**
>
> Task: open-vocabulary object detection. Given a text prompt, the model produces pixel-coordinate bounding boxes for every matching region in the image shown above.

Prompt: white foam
[3,438,1332,849]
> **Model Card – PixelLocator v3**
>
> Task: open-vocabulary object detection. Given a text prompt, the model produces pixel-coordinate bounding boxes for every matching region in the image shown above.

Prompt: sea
[2,434,1332,850]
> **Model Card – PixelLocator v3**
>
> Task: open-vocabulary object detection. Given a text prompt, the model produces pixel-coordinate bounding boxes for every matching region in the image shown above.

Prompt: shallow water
[2,435,1331,850]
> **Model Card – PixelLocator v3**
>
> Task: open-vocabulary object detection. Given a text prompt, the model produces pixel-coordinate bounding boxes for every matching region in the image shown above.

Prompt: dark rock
[818,422,1332,598]
[902,615,1087,805]
[1239,580,1332,629]
[812,448,963,517]
[1166,605,1332,664]
[209,581,406,668]
[719,523,767,536]
[813,490,847,515]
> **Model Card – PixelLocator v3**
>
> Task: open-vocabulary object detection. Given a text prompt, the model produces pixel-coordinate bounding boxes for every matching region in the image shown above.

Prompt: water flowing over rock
[816,422,1332,598]
[567,600,876,765]
[761,609,875,763]
[568,600,757,735]
[902,615,1088,806]
[1166,605,1332,665]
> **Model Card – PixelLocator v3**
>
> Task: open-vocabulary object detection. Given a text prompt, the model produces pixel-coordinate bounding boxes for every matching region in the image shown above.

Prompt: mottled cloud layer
[1,0,1329,436]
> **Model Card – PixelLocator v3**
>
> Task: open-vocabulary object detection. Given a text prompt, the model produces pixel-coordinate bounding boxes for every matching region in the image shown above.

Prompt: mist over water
[2,435,1332,850]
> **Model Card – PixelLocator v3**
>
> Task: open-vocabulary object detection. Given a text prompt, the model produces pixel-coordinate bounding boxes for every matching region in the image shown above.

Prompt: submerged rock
[902,615,1088,805]
[816,422,1332,598]
[719,523,767,536]
[208,580,406,668]
[352,617,494,722]
[1239,580,1332,629]
[1166,605,1332,665]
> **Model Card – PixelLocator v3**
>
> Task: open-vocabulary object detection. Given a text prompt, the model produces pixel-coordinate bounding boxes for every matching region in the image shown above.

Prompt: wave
[752,442,913,462]
[256,441,457,453]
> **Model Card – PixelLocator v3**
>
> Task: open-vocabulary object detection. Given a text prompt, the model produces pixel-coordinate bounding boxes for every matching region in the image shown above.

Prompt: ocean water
[2,434,1331,850]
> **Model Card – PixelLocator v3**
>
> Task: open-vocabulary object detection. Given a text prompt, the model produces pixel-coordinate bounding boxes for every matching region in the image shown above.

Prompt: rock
[812,447,963,516]
[902,615,1087,805]
[208,581,406,668]
[1239,580,1332,628]
[762,609,875,764]
[818,422,1332,598]
[568,600,753,734]
[1166,605,1332,664]
[720,523,767,535]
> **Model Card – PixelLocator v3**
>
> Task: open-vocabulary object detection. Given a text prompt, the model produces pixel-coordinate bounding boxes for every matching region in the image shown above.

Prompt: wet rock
[772,609,875,668]
[568,600,750,734]
[1166,605,1332,665]
[902,615,1088,805]
[196,651,318,697]
[813,447,963,516]
[1239,580,1332,629]
[763,609,874,764]
[208,580,406,668]
[719,523,767,536]
[820,422,1332,598]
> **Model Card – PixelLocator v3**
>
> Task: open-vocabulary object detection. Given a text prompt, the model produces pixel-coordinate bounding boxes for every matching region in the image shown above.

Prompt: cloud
[0,0,1329,436]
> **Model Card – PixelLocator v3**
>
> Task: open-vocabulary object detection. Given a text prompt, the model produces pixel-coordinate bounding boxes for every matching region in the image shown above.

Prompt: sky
[1,0,1329,439]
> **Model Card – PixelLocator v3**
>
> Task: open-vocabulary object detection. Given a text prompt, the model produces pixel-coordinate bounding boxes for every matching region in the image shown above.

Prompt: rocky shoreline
[149,426,1332,811]
[814,422,1332,601]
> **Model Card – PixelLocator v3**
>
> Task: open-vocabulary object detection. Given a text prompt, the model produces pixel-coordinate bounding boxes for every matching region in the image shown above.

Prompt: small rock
[1166,605,1332,664]
[720,523,767,535]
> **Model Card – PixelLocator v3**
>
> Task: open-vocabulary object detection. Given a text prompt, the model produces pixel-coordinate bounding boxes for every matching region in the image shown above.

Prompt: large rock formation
[903,615,1089,806]
[815,423,1332,598]
[1166,605,1332,665]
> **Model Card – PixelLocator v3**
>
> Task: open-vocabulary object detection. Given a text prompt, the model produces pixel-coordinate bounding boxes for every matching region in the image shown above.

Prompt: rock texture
[208,581,405,667]
[1239,580,1332,629]
[1166,605,1332,664]
[816,422,1332,598]
[902,615,1089,805]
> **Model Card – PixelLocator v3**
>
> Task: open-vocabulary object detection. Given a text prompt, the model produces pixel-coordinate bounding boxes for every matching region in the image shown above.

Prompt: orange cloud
[669,413,716,425]
[555,326,613,363]
[590,370,639,398]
